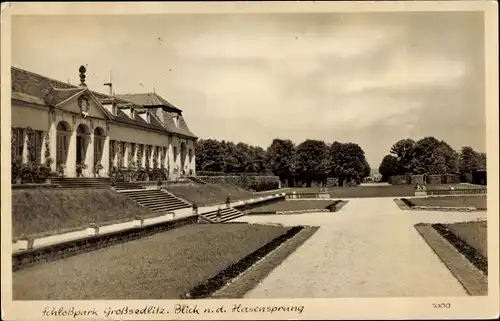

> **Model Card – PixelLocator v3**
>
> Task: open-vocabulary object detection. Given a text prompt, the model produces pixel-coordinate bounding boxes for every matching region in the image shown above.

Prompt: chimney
[104,70,113,96]
[104,82,113,96]
[79,65,87,87]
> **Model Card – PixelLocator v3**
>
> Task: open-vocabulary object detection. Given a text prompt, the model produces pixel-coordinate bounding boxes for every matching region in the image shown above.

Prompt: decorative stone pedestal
[87,224,99,236]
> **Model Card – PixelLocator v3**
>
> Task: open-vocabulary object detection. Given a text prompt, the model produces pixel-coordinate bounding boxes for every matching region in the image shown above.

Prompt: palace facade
[11,65,197,179]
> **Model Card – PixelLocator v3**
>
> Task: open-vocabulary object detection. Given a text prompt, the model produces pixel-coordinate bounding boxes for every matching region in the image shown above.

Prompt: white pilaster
[103,136,110,176]
[86,133,94,177]
[67,130,76,177]
[49,114,57,172]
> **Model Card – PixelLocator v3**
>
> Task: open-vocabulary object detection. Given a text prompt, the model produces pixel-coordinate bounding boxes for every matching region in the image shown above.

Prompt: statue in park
[216,208,222,223]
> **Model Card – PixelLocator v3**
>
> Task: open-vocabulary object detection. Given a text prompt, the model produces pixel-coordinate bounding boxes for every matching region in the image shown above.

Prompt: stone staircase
[187,176,207,184]
[115,181,145,191]
[118,189,191,213]
[200,207,245,223]
[51,177,110,189]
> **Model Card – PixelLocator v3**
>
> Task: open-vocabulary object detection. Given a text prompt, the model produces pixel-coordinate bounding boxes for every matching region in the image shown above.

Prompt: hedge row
[196,175,280,192]
[196,171,270,177]
[389,174,460,185]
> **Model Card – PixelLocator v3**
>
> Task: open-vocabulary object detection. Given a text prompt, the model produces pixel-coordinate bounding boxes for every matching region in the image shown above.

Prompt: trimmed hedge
[389,175,410,185]
[196,175,280,192]
[410,175,425,185]
[443,174,460,184]
[196,171,268,177]
[427,175,442,185]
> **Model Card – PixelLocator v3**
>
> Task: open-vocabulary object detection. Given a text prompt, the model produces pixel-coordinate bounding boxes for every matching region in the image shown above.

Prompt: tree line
[195,138,371,187]
[378,137,486,182]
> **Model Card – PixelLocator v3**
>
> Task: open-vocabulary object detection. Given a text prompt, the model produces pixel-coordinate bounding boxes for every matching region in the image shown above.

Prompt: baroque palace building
[11,65,197,179]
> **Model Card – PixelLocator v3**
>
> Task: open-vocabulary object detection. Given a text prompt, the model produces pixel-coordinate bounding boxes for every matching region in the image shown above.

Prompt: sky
[12,12,486,168]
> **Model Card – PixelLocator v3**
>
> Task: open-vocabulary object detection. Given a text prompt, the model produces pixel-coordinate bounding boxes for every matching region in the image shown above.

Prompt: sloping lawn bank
[13,223,290,300]
[166,183,255,206]
[12,189,158,239]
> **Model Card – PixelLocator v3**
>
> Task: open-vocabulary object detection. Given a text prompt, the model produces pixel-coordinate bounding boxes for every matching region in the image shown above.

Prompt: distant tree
[235,142,252,173]
[362,158,371,179]
[437,140,460,174]
[459,146,480,182]
[265,139,296,182]
[246,146,267,173]
[412,137,442,174]
[378,154,398,182]
[294,139,328,187]
[477,152,487,169]
[221,141,240,173]
[329,142,369,186]
[195,139,225,172]
[390,139,416,174]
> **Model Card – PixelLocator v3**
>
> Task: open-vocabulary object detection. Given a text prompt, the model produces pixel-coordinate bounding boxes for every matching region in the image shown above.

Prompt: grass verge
[414,222,487,296]
[13,223,290,300]
[211,226,319,298]
[433,222,487,275]
[409,195,486,209]
[185,225,306,299]
[249,200,337,214]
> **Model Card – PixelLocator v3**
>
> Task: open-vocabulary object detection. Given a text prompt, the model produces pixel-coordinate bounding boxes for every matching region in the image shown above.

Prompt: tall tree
[413,136,442,174]
[437,140,459,174]
[294,139,328,187]
[329,142,369,186]
[221,141,239,173]
[195,139,225,172]
[477,152,487,169]
[459,146,480,181]
[378,154,398,182]
[390,139,416,174]
[265,139,295,181]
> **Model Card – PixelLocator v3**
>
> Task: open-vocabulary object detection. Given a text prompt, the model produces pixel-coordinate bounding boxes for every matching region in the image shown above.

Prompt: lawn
[250,200,336,213]
[12,189,159,240]
[408,195,486,209]
[444,221,487,257]
[166,183,255,206]
[13,223,290,300]
[285,185,416,198]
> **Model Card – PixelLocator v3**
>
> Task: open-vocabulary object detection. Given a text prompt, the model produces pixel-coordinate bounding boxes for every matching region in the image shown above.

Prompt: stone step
[126,194,187,203]
[142,203,189,210]
[150,204,190,212]
[132,199,190,206]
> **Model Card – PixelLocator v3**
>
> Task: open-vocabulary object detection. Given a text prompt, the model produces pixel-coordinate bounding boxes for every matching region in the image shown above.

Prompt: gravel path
[233,197,487,298]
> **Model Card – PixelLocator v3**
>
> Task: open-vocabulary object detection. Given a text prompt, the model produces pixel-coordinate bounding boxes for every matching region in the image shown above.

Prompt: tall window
[34,130,43,164]
[12,128,24,161]
[94,127,105,166]
[173,146,178,163]
[56,122,70,166]
[109,140,116,167]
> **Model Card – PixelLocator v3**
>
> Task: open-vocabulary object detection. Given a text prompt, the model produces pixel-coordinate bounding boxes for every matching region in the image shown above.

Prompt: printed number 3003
[433,303,451,308]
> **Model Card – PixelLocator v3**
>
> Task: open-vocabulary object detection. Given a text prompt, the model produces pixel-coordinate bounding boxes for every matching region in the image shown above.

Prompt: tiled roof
[116,93,182,112]
[11,66,197,139]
